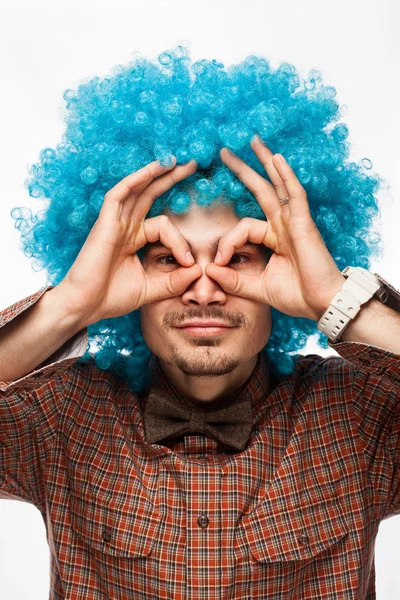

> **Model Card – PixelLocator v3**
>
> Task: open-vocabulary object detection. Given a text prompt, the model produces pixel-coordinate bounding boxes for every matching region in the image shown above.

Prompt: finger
[132,160,198,220]
[272,154,311,218]
[220,147,281,217]
[205,263,266,302]
[100,158,178,221]
[250,136,289,201]
[143,214,196,267]
[143,264,202,304]
[213,217,273,265]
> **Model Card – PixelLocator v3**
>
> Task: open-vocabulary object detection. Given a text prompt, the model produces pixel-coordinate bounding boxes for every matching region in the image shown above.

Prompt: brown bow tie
[143,390,253,451]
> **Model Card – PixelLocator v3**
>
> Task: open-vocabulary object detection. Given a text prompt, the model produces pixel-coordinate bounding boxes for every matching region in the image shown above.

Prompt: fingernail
[162,156,176,167]
[275,154,286,163]
[186,252,194,263]
[215,251,222,263]
[253,134,262,144]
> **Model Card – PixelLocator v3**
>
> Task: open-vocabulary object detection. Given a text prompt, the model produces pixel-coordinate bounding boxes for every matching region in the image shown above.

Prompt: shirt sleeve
[328,338,400,522]
[0,287,88,511]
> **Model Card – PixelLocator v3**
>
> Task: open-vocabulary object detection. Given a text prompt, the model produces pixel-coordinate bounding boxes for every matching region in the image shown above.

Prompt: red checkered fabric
[1,287,399,599]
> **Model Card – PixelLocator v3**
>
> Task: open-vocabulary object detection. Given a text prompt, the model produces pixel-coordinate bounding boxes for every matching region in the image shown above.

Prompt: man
[1,46,400,599]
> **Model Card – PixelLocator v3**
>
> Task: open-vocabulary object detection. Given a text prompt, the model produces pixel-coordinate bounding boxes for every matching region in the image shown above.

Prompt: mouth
[174,321,236,337]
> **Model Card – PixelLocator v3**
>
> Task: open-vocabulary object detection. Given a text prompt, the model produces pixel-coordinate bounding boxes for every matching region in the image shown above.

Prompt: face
[140,202,272,377]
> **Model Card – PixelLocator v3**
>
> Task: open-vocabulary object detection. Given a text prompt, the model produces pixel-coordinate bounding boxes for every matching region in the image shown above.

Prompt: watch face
[374,273,400,311]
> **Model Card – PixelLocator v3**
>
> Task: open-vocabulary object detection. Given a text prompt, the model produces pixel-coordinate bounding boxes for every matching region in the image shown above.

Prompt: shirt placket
[184,436,223,600]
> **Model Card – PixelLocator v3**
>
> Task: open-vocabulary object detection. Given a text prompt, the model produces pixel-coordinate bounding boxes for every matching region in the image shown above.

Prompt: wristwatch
[317,266,400,343]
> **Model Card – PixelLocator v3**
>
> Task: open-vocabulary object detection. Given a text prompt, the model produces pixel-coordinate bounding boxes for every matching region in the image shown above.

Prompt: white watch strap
[317,267,382,343]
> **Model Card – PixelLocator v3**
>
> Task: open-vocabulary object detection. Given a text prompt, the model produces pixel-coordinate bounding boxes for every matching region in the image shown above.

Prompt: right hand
[53,158,202,327]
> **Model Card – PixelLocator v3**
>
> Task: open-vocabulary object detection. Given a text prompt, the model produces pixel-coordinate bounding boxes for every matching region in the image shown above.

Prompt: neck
[158,354,258,406]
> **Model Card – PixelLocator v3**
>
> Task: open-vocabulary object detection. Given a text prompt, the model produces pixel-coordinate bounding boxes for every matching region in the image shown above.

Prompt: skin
[139,136,346,405]
[140,202,273,405]
[53,135,345,406]
[4,137,398,389]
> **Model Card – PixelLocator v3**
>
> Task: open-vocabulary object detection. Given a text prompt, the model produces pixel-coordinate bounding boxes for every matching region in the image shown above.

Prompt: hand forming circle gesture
[205,136,345,322]
[56,158,202,327]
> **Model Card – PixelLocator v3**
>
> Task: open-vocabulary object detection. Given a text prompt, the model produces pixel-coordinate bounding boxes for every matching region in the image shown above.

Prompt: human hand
[54,158,202,327]
[205,137,345,322]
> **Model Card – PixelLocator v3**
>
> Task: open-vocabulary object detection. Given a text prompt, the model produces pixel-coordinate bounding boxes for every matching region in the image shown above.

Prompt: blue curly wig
[12,43,384,391]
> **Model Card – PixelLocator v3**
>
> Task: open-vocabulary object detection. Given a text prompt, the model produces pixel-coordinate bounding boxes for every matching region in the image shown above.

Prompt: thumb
[143,264,202,304]
[205,263,264,301]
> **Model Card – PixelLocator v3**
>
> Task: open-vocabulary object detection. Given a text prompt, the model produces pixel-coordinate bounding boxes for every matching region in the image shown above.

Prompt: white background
[0,0,399,597]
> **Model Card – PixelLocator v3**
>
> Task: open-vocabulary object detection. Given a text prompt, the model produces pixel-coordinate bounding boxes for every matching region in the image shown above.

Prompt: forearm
[0,287,86,382]
[337,295,400,354]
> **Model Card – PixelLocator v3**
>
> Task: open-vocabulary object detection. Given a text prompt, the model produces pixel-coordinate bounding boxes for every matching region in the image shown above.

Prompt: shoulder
[289,351,355,392]
[64,358,138,408]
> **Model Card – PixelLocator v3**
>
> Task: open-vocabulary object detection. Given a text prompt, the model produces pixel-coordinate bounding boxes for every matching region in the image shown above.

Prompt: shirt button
[103,527,112,542]
[298,533,309,546]
[197,513,209,529]
[369,350,381,360]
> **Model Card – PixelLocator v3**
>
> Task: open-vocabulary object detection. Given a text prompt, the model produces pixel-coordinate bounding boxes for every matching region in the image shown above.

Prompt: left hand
[205,136,345,322]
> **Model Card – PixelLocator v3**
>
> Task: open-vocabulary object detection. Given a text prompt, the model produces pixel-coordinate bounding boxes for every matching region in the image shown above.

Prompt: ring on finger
[280,197,290,205]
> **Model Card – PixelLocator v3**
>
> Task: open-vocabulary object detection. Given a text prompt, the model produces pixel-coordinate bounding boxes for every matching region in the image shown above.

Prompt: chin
[168,344,241,378]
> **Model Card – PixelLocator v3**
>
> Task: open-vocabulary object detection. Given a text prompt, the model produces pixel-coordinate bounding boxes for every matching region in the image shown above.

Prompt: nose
[181,264,227,306]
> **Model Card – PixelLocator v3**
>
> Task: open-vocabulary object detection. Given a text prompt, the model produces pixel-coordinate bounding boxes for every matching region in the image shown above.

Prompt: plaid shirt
[1,287,399,600]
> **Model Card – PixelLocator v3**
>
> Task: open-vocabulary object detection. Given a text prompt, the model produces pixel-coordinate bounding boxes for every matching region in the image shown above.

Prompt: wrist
[316,267,387,344]
[43,285,90,336]
[314,276,346,321]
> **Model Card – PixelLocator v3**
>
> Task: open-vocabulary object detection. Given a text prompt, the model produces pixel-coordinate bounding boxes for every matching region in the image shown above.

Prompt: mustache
[162,307,249,329]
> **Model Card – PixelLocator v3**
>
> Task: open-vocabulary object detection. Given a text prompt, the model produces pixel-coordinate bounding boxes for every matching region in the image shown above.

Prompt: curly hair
[11,43,384,391]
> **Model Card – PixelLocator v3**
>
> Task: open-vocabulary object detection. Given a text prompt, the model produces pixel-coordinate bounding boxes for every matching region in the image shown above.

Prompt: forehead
[165,202,240,247]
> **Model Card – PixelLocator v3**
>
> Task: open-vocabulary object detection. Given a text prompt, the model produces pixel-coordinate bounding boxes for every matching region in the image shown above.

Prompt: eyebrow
[143,237,263,255]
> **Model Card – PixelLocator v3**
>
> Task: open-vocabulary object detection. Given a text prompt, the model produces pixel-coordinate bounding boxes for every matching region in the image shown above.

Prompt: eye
[156,254,178,265]
[228,254,251,266]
